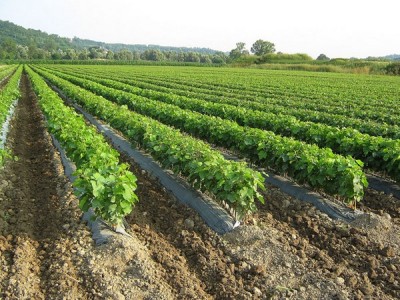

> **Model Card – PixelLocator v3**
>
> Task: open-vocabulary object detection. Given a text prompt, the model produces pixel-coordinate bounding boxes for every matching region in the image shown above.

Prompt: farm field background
[35,65,400,201]
[0,64,399,299]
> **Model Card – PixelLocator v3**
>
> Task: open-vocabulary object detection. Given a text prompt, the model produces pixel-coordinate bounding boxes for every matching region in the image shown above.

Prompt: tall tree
[141,49,165,61]
[1,38,17,58]
[316,53,330,61]
[229,42,247,59]
[251,40,275,56]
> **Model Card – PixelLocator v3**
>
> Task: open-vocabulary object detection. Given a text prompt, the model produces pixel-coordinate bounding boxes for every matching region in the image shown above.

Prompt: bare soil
[0,73,399,299]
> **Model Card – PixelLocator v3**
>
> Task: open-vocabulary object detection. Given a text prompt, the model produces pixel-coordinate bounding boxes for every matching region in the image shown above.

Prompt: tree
[316,53,330,61]
[200,55,212,64]
[0,38,17,58]
[77,49,89,60]
[132,51,141,60]
[34,48,50,59]
[251,40,275,56]
[184,52,200,63]
[16,45,29,59]
[212,51,228,64]
[28,42,38,59]
[51,50,63,60]
[229,42,247,59]
[106,50,114,60]
[115,49,133,60]
[43,39,58,52]
[386,62,400,75]
[141,49,165,61]
[64,49,77,60]
[177,52,186,62]
[88,47,106,59]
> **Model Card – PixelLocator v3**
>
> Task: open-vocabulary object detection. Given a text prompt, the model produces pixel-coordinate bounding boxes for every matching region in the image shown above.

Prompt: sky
[0,0,399,58]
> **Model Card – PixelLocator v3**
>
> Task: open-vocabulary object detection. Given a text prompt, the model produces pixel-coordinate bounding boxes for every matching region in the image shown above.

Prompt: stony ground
[0,73,399,299]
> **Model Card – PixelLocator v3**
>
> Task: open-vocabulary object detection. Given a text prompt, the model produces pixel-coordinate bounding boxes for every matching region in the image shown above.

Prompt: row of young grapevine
[25,65,139,227]
[49,66,400,139]
[0,66,22,166]
[0,65,17,86]
[59,65,399,123]
[40,67,400,183]
[0,65,16,75]
[30,66,266,219]
[120,66,400,110]
[125,73,398,125]
[35,66,368,204]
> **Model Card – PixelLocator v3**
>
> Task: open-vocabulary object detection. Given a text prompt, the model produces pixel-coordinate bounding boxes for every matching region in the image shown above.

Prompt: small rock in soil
[382,213,391,220]
[360,284,374,295]
[253,286,262,297]
[184,218,195,229]
[381,246,395,257]
[335,277,345,285]
[281,199,290,209]
[251,264,266,275]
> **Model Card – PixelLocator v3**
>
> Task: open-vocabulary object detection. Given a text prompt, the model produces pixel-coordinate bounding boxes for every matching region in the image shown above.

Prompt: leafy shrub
[386,62,400,75]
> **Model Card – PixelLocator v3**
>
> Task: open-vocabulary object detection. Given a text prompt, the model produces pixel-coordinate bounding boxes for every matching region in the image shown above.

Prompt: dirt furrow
[254,185,400,299]
[1,70,399,299]
[1,71,242,299]
[5,237,44,299]
[362,188,400,223]
[47,73,400,299]
[0,73,89,299]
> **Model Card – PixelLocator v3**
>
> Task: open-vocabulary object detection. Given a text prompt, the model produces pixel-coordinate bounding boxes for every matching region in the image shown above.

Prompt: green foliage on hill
[0,20,227,63]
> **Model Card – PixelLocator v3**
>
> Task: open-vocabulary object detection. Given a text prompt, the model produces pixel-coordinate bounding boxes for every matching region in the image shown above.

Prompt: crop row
[31,66,266,219]
[114,71,400,121]
[0,65,22,165]
[25,65,139,227]
[118,66,400,109]
[0,65,17,86]
[35,66,368,203]
[40,66,400,183]
[47,65,400,139]
[54,65,400,123]
[125,73,398,125]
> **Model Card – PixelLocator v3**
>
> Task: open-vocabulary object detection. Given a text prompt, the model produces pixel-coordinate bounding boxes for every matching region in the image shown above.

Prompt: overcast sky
[0,0,398,58]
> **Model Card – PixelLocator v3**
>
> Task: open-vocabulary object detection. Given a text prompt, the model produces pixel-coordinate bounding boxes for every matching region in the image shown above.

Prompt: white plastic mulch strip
[0,99,18,149]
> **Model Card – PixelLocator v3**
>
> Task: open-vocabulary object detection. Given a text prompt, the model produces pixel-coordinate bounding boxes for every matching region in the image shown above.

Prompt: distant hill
[0,19,222,61]
[384,54,400,61]
[0,20,73,51]
[71,37,218,54]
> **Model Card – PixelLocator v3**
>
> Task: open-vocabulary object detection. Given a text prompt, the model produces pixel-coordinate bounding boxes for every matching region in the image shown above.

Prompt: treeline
[71,37,218,54]
[0,19,227,64]
[0,41,228,64]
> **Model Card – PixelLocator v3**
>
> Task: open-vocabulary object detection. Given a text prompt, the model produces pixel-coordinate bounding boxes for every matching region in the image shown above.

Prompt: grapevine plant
[0,65,21,167]
[34,67,368,204]
[31,66,266,219]
[41,67,400,182]
[26,66,138,227]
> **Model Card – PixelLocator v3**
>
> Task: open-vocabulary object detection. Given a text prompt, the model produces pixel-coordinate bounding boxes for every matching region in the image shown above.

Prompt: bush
[256,53,313,64]
[386,62,400,75]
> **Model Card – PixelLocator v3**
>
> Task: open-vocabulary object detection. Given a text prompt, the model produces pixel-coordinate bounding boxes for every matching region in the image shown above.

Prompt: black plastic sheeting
[367,175,400,200]
[50,84,369,228]
[65,100,237,235]
[51,136,75,180]
[263,172,364,222]
[219,151,365,222]
[82,209,117,245]
[51,135,111,245]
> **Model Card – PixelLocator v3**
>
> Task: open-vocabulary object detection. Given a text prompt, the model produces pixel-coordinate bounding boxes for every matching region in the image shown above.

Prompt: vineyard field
[0,64,399,299]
